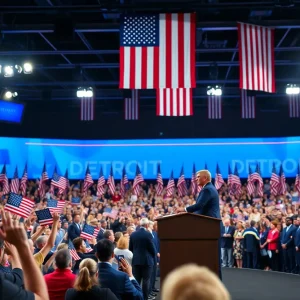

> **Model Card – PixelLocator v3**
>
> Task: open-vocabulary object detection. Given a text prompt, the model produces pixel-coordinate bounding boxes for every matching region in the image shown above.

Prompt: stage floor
[156,268,299,300]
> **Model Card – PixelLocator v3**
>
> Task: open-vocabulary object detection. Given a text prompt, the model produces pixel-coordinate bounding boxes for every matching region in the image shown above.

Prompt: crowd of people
[0,173,299,300]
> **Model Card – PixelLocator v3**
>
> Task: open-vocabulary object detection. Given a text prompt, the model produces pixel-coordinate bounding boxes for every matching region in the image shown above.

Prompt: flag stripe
[289,95,300,118]
[80,97,94,121]
[125,90,139,120]
[238,22,275,93]
[241,90,256,119]
[208,96,222,119]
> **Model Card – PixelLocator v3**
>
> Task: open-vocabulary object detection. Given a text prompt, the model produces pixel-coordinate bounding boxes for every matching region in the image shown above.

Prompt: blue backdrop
[0,136,299,179]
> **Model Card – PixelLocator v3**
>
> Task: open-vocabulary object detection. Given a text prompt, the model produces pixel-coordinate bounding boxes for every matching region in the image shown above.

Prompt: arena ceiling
[1,0,300,103]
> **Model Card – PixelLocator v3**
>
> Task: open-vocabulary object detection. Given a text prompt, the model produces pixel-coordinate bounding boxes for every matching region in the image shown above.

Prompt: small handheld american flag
[80,224,97,240]
[71,197,81,205]
[47,198,65,214]
[35,208,53,226]
[5,192,35,219]
[85,241,93,253]
[68,241,80,261]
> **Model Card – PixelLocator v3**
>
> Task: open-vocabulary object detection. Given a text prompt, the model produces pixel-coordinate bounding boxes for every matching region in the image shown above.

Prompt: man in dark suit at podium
[175,169,222,278]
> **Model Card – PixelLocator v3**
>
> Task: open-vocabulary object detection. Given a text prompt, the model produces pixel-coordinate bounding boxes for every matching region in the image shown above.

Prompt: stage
[157,268,299,300]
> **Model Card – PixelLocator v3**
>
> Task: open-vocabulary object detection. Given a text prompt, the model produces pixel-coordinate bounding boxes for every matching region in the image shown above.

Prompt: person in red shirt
[112,192,121,202]
[44,249,76,300]
[265,220,280,271]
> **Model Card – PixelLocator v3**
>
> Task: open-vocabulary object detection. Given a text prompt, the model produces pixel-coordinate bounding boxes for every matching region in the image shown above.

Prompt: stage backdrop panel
[0,136,299,179]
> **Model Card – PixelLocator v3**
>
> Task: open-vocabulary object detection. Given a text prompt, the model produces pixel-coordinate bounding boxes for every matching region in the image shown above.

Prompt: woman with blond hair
[65,258,117,300]
[114,236,133,265]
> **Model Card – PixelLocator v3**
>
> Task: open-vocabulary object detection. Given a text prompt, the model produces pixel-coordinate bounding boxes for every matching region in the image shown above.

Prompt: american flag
[83,165,94,194]
[238,22,275,93]
[133,164,144,195]
[97,167,105,197]
[177,166,188,197]
[68,240,80,261]
[156,88,193,116]
[35,208,53,226]
[279,165,286,195]
[125,89,139,120]
[241,89,256,119]
[227,164,233,187]
[208,96,222,119]
[107,165,116,195]
[80,224,97,240]
[166,171,175,197]
[119,13,196,89]
[191,163,197,196]
[47,198,65,214]
[38,163,49,199]
[85,241,93,253]
[51,167,67,195]
[103,209,118,219]
[247,166,256,196]
[270,163,280,196]
[20,163,28,196]
[120,166,129,197]
[71,197,81,205]
[5,192,35,218]
[251,164,264,197]
[0,164,9,195]
[156,164,164,196]
[81,96,94,121]
[288,94,300,118]
[295,164,300,193]
[230,165,242,196]
[214,164,224,190]
[10,167,19,194]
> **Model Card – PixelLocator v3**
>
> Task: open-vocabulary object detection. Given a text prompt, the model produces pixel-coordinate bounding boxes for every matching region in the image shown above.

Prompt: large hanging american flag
[107,166,116,195]
[208,96,222,119]
[177,166,188,197]
[0,164,9,195]
[156,164,164,196]
[80,96,94,121]
[119,13,196,89]
[120,166,129,197]
[288,94,300,118]
[241,89,256,119]
[5,192,35,219]
[279,165,286,195]
[295,164,300,193]
[156,88,193,116]
[97,167,105,197]
[214,164,224,190]
[125,90,139,120]
[133,164,144,195]
[38,163,48,199]
[83,165,94,194]
[166,171,175,197]
[20,163,28,196]
[238,22,275,93]
[10,167,19,194]
[270,163,280,196]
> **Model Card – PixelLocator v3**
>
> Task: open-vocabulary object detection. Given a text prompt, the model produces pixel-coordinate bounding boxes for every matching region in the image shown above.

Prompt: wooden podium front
[157,213,221,285]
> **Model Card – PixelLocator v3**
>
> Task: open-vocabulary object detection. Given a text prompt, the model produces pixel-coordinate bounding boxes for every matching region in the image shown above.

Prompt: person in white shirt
[114,236,133,266]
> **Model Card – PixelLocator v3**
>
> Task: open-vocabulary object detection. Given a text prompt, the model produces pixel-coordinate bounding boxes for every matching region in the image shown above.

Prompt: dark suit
[185,182,222,278]
[129,227,156,300]
[281,224,297,273]
[98,262,143,300]
[150,231,160,292]
[220,225,235,267]
[294,227,300,274]
[243,227,260,269]
[68,222,81,242]
[97,228,105,241]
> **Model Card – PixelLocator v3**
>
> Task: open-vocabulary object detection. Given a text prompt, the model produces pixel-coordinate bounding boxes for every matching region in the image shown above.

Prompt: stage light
[286,84,300,95]
[3,66,14,77]
[207,85,222,96]
[3,90,18,100]
[15,65,23,74]
[23,62,33,74]
[76,87,93,98]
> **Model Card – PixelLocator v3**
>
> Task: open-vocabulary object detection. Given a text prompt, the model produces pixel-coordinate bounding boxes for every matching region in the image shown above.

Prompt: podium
[157,213,221,284]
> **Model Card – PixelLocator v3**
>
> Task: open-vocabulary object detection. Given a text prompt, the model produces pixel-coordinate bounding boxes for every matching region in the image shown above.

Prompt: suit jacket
[281,225,297,249]
[129,227,156,266]
[221,225,235,248]
[294,227,300,248]
[68,222,81,242]
[98,263,143,300]
[243,227,260,252]
[96,228,105,241]
[267,229,279,251]
[186,182,221,219]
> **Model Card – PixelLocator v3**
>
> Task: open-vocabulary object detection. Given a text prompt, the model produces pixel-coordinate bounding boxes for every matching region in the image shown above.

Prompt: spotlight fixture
[286,84,300,95]
[3,65,14,77]
[3,90,18,100]
[15,65,23,74]
[76,87,93,98]
[207,85,222,96]
[23,62,33,74]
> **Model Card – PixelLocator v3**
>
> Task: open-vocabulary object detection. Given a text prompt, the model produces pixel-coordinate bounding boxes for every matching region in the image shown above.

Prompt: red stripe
[243,24,249,90]
[170,89,173,116]
[270,28,275,93]
[177,14,184,88]
[141,47,147,89]
[190,13,196,88]
[255,27,261,91]
[129,47,136,89]
[238,24,243,89]
[165,14,172,88]
[153,47,159,88]
[119,47,125,88]
[249,25,255,91]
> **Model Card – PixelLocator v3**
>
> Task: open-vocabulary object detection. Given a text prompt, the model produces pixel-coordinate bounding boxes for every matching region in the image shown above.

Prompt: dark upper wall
[0,98,299,140]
